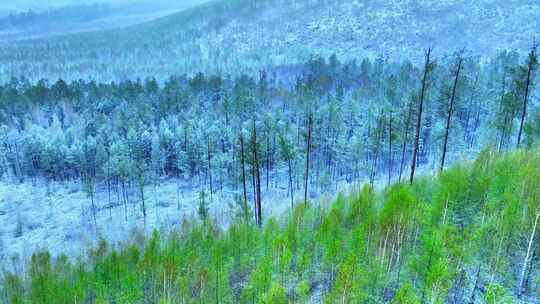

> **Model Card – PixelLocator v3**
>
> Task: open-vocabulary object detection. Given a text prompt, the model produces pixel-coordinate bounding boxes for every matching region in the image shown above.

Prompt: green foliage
[485,283,515,304]
[391,283,420,304]
[2,150,540,302]
[325,252,368,303]
[263,282,287,304]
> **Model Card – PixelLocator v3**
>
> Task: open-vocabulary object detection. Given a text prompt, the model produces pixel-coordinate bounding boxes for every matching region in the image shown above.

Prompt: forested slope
[0,0,538,81]
[0,1,539,302]
[2,149,540,303]
[1,47,539,269]
[0,0,210,41]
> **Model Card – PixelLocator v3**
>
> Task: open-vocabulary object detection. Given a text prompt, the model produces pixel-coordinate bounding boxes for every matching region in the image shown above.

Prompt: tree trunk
[388,111,393,185]
[518,213,539,296]
[370,115,383,187]
[252,120,262,227]
[140,179,146,223]
[517,45,537,147]
[89,181,97,233]
[288,158,294,209]
[410,48,432,184]
[304,114,313,203]
[399,101,413,182]
[266,131,270,191]
[207,136,213,200]
[440,53,463,172]
[240,134,248,211]
[497,70,508,152]
[122,180,128,221]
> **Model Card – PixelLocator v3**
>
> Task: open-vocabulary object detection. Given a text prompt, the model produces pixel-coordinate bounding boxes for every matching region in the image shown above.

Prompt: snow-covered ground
[0,176,351,269]
[0,149,472,269]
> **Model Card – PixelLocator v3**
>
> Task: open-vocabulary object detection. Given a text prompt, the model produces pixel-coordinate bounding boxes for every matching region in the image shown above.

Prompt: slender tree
[516,43,538,147]
[398,99,413,182]
[207,135,213,200]
[239,133,248,212]
[440,50,464,172]
[410,48,434,184]
[278,133,296,209]
[304,113,313,203]
[251,120,262,227]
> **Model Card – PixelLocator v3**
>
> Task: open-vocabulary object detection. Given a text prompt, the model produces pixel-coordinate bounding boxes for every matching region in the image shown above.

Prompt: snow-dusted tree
[278,132,297,209]
[127,127,152,223]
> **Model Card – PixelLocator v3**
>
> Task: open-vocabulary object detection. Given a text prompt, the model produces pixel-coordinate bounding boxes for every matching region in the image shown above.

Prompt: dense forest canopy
[2,48,539,186]
[1,46,539,241]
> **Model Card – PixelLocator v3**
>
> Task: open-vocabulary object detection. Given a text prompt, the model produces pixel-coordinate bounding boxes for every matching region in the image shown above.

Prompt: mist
[0,0,210,12]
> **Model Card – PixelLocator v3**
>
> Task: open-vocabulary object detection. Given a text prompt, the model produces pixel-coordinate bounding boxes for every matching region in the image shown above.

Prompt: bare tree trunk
[139,176,146,224]
[370,114,383,187]
[518,213,539,296]
[304,114,313,203]
[121,180,128,221]
[410,48,432,184]
[207,136,213,201]
[399,101,413,182]
[266,131,270,191]
[462,74,478,149]
[288,159,294,209]
[388,111,393,185]
[440,52,463,172]
[252,120,262,227]
[517,45,537,148]
[240,134,248,210]
[12,142,24,183]
[89,182,97,233]
[497,70,508,152]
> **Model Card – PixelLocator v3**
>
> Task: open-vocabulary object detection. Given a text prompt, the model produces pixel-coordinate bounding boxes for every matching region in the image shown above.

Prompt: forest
[1,148,540,303]
[0,44,539,302]
[1,0,540,302]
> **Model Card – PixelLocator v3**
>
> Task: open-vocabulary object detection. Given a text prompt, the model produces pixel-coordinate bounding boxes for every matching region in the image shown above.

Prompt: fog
[0,0,212,40]
[0,0,210,11]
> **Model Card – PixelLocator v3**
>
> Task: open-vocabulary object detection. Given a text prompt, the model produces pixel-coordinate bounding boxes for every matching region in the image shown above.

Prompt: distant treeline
[0,4,112,30]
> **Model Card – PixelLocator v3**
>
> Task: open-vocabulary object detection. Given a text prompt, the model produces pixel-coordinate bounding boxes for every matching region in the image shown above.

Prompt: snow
[0,176,348,267]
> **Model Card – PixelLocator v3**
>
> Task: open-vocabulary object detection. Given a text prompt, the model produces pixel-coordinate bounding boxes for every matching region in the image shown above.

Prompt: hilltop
[0,0,538,82]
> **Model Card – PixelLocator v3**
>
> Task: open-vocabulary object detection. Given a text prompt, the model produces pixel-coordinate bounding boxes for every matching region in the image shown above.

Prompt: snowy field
[0,143,476,270]
[0,176,351,270]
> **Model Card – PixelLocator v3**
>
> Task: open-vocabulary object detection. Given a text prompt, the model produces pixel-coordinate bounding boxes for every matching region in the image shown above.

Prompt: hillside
[0,0,538,82]
[1,45,539,272]
[0,0,210,41]
[2,149,540,303]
